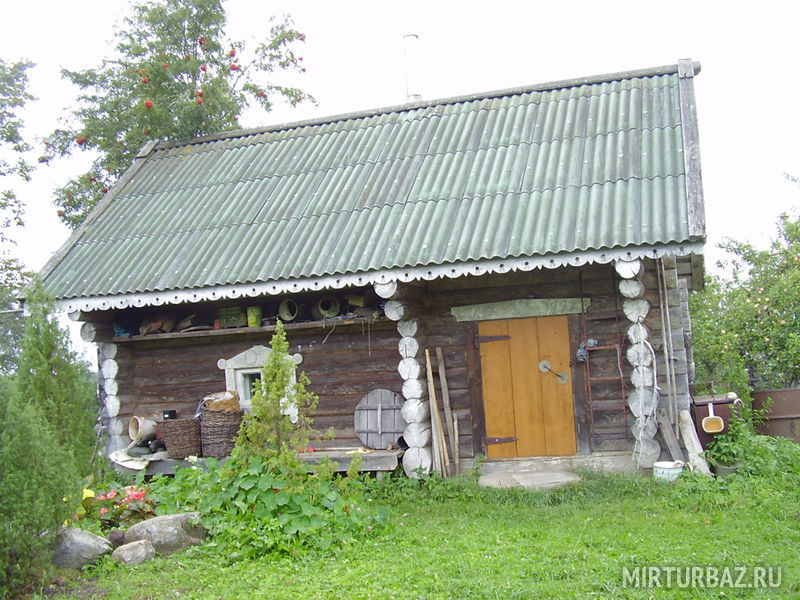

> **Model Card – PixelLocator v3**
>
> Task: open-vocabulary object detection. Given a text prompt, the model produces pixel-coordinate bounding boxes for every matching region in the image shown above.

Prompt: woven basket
[201,410,243,458]
[159,418,202,459]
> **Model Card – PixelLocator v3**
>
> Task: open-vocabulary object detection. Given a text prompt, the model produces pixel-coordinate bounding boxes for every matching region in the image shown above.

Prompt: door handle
[538,360,569,384]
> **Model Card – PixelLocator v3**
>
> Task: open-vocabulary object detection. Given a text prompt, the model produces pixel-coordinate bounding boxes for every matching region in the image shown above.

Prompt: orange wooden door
[479,316,576,458]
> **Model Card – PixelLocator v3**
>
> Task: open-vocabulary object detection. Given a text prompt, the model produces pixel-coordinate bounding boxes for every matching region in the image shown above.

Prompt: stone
[107,528,126,548]
[112,539,156,565]
[124,512,206,554]
[51,528,113,570]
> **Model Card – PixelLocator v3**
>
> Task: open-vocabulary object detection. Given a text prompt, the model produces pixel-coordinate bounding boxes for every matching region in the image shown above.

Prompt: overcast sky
[2,0,799,276]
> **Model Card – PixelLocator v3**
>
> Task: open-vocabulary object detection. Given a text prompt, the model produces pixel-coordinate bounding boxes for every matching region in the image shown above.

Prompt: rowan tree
[45,0,311,227]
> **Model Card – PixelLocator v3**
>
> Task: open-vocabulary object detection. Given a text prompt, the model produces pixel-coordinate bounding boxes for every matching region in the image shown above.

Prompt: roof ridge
[146,61,694,154]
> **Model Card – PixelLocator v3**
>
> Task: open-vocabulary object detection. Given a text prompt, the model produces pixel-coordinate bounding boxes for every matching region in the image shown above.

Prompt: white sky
[2,0,799,276]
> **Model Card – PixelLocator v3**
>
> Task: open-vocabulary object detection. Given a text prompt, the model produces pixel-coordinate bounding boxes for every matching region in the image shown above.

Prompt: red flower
[144,100,154,109]
[197,36,205,45]
[141,76,149,83]
[195,90,203,96]
[229,49,236,57]
[76,136,87,145]
[162,63,169,68]
[257,90,265,97]
[196,97,203,105]
[200,65,207,72]
[299,33,306,42]
[57,210,64,217]
[229,64,240,71]
[102,188,108,194]
[143,128,150,136]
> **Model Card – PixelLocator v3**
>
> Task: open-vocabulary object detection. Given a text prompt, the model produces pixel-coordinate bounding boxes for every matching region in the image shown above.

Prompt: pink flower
[106,489,118,499]
[96,493,106,501]
[99,507,109,516]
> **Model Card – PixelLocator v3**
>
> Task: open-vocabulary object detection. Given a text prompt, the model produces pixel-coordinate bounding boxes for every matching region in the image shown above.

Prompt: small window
[217,346,302,419]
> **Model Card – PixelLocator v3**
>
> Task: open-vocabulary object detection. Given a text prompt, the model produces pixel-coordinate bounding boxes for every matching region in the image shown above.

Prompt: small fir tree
[236,320,318,457]
[0,396,78,598]
[11,279,97,475]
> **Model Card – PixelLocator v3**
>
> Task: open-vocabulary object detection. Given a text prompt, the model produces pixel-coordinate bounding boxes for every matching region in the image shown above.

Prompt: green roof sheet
[41,61,705,312]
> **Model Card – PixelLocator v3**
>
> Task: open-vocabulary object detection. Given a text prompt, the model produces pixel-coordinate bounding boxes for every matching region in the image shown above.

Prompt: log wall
[105,322,400,451]
[92,258,696,460]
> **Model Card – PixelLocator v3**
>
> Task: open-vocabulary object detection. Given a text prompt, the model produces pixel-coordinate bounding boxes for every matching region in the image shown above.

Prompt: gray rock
[112,539,156,565]
[124,512,206,554]
[107,528,126,548]
[51,528,113,570]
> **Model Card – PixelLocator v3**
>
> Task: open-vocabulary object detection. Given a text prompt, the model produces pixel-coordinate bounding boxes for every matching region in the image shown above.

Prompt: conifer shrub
[0,280,97,597]
[0,398,77,598]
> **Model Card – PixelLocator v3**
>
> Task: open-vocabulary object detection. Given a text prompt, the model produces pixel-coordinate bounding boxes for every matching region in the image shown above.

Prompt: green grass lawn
[42,471,800,600]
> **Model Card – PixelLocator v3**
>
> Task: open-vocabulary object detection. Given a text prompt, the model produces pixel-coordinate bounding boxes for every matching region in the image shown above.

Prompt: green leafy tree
[11,279,97,475]
[0,58,34,279]
[692,213,800,394]
[45,0,310,228]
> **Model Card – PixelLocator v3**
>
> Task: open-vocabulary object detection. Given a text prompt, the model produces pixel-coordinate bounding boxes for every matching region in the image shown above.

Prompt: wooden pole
[678,410,711,475]
[435,347,457,463]
[425,349,442,474]
[426,349,450,476]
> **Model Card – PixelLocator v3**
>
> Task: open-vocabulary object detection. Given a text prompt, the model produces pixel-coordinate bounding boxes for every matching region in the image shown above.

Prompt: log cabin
[39,60,707,476]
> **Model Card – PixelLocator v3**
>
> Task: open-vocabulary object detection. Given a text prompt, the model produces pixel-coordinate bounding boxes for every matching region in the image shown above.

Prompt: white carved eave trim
[58,242,704,314]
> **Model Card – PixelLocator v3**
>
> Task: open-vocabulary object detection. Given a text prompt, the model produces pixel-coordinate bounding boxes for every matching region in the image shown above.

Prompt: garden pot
[128,416,157,441]
[752,389,800,443]
[714,463,740,478]
[653,461,684,482]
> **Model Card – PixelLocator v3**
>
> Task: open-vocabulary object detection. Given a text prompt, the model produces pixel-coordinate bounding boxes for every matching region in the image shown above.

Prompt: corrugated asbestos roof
[41,62,705,311]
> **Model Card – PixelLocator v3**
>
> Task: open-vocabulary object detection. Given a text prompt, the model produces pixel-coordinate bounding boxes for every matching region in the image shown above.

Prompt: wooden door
[479,315,576,458]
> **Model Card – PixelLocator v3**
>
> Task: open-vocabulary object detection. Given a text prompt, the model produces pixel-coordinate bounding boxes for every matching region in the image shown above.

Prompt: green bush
[0,397,77,598]
[147,323,387,559]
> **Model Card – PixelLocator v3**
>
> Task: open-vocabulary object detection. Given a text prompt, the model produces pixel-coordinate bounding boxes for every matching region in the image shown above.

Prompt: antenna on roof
[403,33,422,102]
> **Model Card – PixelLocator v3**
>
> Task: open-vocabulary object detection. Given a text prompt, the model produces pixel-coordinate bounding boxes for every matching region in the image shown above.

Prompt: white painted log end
[398,357,423,381]
[626,342,653,367]
[107,417,125,436]
[105,395,120,418]
[623,298,651,323]
[103,379,119,396]
[631,365,655,388]
[98,342,118,360]
[619,278,645,299]
[615,259,644,279]
[401,398,430,423]
[402,378,427,401]
[100,359,119,380]
[627,322,650,343]
[403,446,432,478]
[383,299,406,321]
[397,319,419,338]
[403,421,432,447]
[398,336,420,359]
[373,281,399,300]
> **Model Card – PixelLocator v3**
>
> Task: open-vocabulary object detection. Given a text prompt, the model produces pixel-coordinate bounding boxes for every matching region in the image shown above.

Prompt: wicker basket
[159,418,202,459]
[201,410,243,458]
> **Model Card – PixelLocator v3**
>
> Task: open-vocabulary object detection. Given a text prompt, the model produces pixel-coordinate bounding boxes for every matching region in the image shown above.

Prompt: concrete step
[477,450,636,476]
[478,470,581,490]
